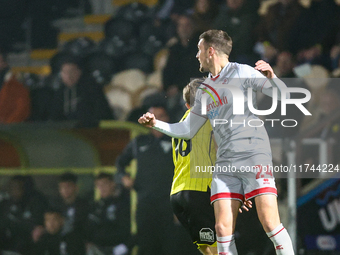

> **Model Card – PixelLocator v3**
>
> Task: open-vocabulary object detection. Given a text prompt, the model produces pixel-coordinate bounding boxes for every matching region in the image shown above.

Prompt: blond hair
[183,78,205,107]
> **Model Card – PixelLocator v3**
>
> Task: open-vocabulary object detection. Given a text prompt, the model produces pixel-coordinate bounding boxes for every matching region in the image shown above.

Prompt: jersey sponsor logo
[206,96,228,112]
[207,108,219,119]
[199,82,228,115]
[219,252,229,255]
[199,82,223,107]
[275,245,284,250]
[199,228,215,242]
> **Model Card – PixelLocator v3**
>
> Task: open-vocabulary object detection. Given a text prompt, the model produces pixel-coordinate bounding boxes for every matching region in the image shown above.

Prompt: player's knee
[260,218,280,233]
[215,222,230,236]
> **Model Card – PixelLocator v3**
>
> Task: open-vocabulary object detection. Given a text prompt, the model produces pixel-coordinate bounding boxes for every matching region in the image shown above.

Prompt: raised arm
[254,60,290,100]
[138,111,207,140]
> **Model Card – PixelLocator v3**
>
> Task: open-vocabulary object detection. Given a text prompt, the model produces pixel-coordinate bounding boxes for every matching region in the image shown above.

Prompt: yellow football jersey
[170,109,216,195]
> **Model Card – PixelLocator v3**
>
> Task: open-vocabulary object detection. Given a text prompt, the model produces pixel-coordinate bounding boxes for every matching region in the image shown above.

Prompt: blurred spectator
[212,0,259,64]
[171,0,195,16]
[330,43,340,71]
[162,15,201,120]
[155,0,174,20]
[256,0,303,53]
[47,57,114,125]
[49,173,89,238]
[296,44,331,69]
[86,173,130,255]
[126,104,149,124]
[0,175,48,254]
[35,208,86,255]
[274,51,296,78]
[156,0,195,21]
[300,82,340,177]
[302,81,340,136]
[192,0,218,33]
[0,50,31,123]
[116,106,191,255]
[254,41,279,66]
[163,15,201,93]
[290,0,338,56]
[127,91,168,124]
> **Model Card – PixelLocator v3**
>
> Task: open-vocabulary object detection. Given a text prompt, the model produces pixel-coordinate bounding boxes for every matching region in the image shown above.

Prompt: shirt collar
[208,62,231,81]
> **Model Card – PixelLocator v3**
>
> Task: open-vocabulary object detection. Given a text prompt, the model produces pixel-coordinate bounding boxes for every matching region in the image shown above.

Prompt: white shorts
[210,152,277,203]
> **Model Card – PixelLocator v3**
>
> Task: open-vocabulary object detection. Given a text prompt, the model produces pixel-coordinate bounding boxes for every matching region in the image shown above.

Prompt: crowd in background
[0,0,339,128]
[0,173,131,255]
[0,166,216,255]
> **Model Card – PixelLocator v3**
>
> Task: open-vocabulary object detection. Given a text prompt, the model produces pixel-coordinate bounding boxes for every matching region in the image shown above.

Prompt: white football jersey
[191,62,273,159]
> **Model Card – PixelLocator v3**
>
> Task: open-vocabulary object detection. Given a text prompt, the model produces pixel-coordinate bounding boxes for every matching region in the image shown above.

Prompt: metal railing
[280,109,340,252]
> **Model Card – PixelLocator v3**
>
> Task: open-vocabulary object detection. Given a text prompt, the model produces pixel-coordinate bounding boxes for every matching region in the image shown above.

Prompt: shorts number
[255,165,273,179]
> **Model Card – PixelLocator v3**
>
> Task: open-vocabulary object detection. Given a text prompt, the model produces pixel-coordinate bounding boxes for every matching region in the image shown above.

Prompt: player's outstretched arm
[255,60,290,100]
[138,111,207,139]
[138,112,157,128]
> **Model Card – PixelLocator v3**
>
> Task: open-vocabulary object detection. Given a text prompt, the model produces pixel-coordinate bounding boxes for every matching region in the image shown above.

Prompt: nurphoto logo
[199,81,312,128]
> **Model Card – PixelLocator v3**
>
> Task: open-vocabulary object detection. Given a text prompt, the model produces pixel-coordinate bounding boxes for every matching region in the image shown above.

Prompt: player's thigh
[237,156,280,232]
[239,154,277,201]
[210,171,243,235]
[213,199,240,236]
[170,192,190,230]
[210,172,244,203]
[172,191,216,247]
[254,194,281,232]
[187,190,216,247]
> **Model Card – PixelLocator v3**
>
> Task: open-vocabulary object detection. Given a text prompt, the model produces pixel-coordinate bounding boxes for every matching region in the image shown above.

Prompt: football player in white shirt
[139,30,294,255]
